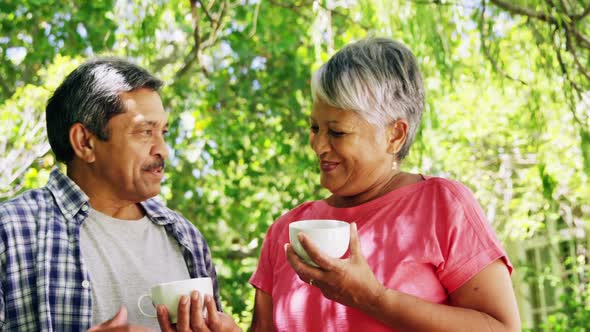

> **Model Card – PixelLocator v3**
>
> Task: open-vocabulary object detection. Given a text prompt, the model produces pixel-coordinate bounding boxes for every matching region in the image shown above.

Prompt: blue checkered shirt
[0,168,221,331]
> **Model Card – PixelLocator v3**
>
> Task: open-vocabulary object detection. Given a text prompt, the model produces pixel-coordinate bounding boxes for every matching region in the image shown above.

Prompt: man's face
[91,88,169,202]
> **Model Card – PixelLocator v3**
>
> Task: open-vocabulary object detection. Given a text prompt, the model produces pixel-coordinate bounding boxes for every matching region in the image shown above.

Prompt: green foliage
[1,0,589,330]
[0,0,116,100]
[543,282,590,332]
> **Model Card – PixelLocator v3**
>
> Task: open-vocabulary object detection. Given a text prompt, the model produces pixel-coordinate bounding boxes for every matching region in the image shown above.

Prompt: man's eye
[310,126,319,134]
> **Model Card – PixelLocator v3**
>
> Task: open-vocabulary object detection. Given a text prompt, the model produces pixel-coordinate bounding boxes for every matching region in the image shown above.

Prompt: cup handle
[137,294,157,318]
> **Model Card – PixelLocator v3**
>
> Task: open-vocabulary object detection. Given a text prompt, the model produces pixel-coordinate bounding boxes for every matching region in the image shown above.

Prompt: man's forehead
[109,109,168,128]
[130,111,168,125]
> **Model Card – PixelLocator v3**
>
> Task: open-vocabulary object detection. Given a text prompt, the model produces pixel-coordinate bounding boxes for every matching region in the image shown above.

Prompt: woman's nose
[311,132,330,157]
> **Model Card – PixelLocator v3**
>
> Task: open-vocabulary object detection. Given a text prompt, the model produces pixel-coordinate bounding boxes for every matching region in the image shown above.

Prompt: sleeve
[202,238,224,311]
[175,217,224,312]
[249,222,277,295]
[0,214,6,328]
[436,181,512,294]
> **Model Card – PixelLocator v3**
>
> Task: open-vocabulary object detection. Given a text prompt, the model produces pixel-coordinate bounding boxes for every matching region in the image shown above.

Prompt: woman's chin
[320,180,342,194]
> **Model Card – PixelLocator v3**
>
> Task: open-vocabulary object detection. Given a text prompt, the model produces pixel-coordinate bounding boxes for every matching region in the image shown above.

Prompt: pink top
[250,177,512,332]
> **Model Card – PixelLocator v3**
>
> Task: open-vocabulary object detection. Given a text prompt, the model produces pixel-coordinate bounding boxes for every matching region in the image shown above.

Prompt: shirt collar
[46,168,178,225]
[46,168,90,220]
[140,197,178,225]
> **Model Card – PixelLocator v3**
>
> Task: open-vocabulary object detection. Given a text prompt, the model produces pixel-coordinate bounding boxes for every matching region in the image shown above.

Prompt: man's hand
[157,291,242,332]
[88,306,154,332]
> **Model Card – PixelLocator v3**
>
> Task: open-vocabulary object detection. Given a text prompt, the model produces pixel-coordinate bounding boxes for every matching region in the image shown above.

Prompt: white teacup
[289,219,350,267]
[137,277,213,324]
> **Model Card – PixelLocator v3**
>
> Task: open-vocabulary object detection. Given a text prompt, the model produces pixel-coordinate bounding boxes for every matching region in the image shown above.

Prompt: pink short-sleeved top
[249,177,512,332]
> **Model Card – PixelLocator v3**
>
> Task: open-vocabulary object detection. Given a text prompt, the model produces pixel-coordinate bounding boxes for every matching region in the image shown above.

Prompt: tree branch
[490,0,557,23]
[266,0,371,31]
[201,0,228,50]
[175,0,204,79]
[196,0,216,24]
[479,0,528,85]
[175,46,199,79]
[248,0,263,38]
[490,0,590,61]
[0,75,12,99]
[553,29,585,126]
[569,26,590,48]
[572,6,590,20]
[190,0,202,51]
[410,0,478,8]
[564,27,590,81]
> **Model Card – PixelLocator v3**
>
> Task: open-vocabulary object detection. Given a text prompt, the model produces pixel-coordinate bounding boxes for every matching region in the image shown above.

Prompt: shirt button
[81,205,89,212]
[82,280,90,289]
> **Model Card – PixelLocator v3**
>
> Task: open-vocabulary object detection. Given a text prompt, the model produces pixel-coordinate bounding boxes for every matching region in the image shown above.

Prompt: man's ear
[386,120,408,155]
[69,123,96,163]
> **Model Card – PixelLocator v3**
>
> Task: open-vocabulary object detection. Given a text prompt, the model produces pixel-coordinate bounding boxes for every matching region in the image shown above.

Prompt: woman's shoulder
[420,176,477,201]
[419,176,487,224]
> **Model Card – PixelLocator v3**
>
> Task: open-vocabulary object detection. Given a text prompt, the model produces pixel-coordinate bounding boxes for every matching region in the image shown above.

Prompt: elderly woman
[249,38,521,331]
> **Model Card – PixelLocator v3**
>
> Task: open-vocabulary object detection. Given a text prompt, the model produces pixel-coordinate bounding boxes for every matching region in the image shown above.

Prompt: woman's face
[309,99,396,198]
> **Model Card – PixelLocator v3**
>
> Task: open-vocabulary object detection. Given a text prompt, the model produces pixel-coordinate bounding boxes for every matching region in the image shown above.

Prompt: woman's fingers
[348,223,362,258]
[285,244,322,283]
[296,233,337,271]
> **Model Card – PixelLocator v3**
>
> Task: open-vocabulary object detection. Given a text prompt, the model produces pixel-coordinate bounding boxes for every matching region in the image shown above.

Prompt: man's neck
[88,199,145,220]
[67,163,146,220]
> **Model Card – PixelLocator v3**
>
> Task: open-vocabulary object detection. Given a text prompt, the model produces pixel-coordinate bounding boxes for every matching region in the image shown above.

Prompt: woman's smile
[320,160,340,172]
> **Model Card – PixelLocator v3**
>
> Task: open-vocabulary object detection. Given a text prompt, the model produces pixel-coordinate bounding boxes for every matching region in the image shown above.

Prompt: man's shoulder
[0,187,55,248]
[0,187,53,223]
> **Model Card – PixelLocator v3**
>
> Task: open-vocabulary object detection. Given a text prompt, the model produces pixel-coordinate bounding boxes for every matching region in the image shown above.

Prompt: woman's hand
[157,291,242,332]
[285,223,385,312]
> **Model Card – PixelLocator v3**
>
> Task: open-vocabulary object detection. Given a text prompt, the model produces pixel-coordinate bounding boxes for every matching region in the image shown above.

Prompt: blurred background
[0,0,588,330]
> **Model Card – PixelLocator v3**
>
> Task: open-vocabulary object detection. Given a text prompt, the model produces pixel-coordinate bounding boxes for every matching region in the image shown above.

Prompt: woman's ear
[386,120,408,155]
[69,123,96,163]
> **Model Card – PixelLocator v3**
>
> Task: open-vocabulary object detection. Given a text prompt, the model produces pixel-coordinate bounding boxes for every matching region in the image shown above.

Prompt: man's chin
[136,185,161,201]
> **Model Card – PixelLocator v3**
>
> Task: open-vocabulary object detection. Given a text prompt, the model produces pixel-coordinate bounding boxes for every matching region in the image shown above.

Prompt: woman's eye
[162,130,169,136]
[329,130,345,137]
[144,130,153,136]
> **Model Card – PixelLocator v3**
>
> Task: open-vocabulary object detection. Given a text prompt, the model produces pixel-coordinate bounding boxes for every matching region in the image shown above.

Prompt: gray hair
[311,37,425,160]
[46,57,163,162]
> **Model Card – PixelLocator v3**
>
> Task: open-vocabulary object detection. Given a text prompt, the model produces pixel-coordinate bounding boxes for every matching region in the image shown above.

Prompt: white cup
[289,219,350,267]
[137,277,213,324]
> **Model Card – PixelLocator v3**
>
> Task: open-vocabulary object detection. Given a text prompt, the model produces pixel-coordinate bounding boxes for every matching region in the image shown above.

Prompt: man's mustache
[143,159,165,171]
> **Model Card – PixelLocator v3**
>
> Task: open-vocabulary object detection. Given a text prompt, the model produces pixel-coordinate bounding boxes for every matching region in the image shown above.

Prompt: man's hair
[311,37,425,160]
[46,57,163,162]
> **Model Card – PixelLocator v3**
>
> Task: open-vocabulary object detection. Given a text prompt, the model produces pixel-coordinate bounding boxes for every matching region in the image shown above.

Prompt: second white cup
[137,277,213,324]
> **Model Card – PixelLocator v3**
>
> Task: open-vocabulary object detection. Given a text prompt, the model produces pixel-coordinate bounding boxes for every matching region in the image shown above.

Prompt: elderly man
[0,58,238,332]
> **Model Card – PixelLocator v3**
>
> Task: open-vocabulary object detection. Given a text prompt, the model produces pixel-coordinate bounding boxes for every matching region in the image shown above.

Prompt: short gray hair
[311,37,425,160]
[46,57,163,162]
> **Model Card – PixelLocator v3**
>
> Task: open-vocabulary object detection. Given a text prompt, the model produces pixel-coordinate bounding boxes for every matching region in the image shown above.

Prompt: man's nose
[152,134,169,160]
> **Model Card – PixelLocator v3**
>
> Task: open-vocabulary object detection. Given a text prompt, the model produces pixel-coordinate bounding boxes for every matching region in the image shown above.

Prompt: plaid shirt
[0,168,221,331]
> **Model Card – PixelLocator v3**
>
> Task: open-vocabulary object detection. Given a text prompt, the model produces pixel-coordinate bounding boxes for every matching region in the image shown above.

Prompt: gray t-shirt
[80,208,191,329]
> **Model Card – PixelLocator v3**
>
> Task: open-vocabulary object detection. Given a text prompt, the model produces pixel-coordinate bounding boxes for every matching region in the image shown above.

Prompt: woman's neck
[326,171,414,208]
